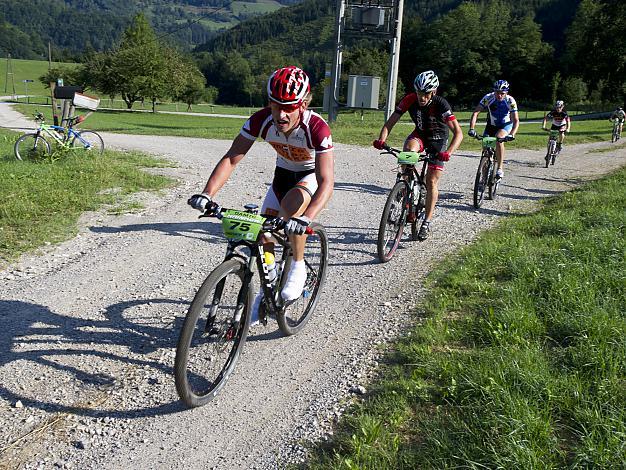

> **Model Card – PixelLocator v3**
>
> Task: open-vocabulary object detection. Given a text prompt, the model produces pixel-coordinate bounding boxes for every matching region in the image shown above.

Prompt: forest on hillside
[0,0,301,60]
[194,0,624,109]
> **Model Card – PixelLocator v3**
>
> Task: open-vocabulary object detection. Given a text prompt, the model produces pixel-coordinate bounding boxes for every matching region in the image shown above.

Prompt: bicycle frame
[220,229,292,321]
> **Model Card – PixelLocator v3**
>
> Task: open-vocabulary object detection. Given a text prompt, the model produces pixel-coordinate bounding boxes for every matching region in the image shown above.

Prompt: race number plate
[221,210,265,241]
[482,137,497,149]
[397,151,419,165]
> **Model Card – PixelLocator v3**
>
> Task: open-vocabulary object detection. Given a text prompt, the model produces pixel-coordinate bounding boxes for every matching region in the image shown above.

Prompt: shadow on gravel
[90,219,223,242]
[334,181,388,196]
[0,298,191,419]
[324,226,380,266]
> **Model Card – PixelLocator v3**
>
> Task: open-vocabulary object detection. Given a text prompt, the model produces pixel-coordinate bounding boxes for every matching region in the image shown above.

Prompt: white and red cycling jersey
[240,107,333,171]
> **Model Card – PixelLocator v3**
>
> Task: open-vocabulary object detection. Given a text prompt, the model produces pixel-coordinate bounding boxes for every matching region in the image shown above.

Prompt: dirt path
[1,101,625,469]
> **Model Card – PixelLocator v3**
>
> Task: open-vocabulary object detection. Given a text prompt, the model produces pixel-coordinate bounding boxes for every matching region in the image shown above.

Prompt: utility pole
[385,0,404,120]
[328,1,345,123]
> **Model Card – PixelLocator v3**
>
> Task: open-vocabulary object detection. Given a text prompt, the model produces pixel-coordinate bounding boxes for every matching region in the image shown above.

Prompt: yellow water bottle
[264,251,277,283]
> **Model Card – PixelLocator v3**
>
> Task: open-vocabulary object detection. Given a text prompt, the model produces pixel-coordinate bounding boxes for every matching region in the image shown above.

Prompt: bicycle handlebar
[379,143,438,163]
[199,203,313,235]
[471,134,515,143]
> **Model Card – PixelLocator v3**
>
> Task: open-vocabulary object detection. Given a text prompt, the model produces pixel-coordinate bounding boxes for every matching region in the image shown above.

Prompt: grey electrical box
[352,7,385,27]
[347,75,380,109]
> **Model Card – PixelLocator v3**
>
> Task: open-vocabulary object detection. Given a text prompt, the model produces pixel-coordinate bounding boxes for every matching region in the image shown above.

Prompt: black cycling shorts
[271,166,315,202]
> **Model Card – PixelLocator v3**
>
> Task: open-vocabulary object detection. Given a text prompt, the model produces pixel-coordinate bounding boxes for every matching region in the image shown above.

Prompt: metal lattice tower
[327,0,404,122]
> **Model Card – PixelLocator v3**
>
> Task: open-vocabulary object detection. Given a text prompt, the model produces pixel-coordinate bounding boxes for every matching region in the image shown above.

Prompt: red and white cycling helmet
[267,66,310,105]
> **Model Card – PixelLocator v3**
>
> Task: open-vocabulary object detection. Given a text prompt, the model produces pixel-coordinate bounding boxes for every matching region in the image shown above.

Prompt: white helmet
[555,100,564,108]
[413,70,439,93]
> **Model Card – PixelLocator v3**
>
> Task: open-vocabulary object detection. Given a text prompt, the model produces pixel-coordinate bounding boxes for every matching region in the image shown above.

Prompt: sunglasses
[271,102,301,112]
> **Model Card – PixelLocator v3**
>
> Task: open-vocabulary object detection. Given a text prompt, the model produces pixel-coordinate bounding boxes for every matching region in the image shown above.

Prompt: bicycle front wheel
[276,223,328,336]
[377,181,408,262]
[72,131,104,155]
[174,258,253,407]
[473,156,490,208]
[14,133,51,161]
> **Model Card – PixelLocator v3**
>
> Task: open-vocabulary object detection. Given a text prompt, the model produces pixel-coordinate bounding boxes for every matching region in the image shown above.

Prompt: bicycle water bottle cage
[482,137,497,149]
[221,210,265,241]
[397,151,420,165]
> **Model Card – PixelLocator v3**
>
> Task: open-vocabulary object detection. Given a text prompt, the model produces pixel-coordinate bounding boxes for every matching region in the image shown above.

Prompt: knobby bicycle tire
[174,258,252,407]
[276,223,328,336]
[72,131,104,155]
[612,125,619,143]
[14,133,51,161]
[377,181,408,263]
[473,155,490,208]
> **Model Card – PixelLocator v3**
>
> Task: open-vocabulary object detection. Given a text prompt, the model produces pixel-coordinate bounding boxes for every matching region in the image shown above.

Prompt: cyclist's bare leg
[495,128,508,173]
[278,186,311,262]
[424,167,442,221]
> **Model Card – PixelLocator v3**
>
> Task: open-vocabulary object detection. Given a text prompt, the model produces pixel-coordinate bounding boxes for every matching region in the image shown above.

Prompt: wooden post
[50,82,59,126]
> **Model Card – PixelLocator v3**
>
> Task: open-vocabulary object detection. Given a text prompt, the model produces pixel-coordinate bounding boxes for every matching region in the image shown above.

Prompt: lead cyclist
[188,66,335,309]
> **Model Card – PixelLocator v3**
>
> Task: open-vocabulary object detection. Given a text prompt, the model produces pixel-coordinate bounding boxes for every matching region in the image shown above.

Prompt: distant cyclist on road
[542,100,571,152]
[610,107,625,137]
[372,70,463,241]
[468,79,519,180]
[188,66,334,306]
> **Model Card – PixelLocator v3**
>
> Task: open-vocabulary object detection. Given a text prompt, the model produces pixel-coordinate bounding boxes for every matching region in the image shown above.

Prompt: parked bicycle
[471,134,514,209]
[174,202,328,407]
[377,144,434,263]
[14,113,104,161]
[544,129,561,167]
[611,119,622,143]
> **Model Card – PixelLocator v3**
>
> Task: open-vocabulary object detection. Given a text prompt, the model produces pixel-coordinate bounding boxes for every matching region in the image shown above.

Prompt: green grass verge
[0,129,175,268]
[11,104,616,149]
[308,168,626,469]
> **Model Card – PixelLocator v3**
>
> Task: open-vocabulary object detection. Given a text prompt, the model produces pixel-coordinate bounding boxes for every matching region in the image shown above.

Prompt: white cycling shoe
[281,260,307,302]
[496,168,504,179]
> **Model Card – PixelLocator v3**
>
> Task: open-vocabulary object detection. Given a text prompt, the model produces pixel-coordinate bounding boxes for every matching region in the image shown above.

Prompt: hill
[0,0,303,60]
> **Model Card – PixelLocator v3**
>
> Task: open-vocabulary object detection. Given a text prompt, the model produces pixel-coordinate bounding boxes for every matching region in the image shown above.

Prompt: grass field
[0,57,80,98]
[309,166,626,468]
[11,103,616,150]
[0,128,175,268]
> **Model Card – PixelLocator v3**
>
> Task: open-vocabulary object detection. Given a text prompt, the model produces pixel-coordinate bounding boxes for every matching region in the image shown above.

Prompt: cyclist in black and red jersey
[188,66,334,312]
[373,70,463,240]
[542,100,571,152]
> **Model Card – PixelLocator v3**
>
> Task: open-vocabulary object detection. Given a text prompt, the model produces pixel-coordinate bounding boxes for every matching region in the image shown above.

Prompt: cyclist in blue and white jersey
[468,80,519,179]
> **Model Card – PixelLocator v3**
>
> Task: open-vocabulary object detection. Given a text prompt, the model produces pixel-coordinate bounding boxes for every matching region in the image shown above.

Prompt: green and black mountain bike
[174,203,328,407]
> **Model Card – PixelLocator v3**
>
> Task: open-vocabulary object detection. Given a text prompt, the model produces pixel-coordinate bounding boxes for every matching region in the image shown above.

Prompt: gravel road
[1,102,625,469]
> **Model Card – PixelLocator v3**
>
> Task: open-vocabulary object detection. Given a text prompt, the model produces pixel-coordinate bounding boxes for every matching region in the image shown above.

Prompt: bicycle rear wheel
[14,133,51,161]
[72,131,104,155]
[175,258,252,407]
[276,223,328,336]
[473,156,490,208]
[377,181,408,262]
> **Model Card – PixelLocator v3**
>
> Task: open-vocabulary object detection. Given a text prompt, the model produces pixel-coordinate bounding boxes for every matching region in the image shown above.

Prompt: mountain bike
[175,203,328,407]
[611,119,622,143]
[14,113,104,161]
[377,144,434,263]
[471,134,514,209]
[543,129,561,167]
